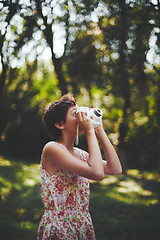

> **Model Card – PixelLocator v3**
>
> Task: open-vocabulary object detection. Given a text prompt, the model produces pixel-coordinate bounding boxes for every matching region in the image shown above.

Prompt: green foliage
[0,0,160,169]
[0,157,42,240]
[31,62,61,104]
[66,33,103,93]
[0,157,160,240]
[0,61,59,159]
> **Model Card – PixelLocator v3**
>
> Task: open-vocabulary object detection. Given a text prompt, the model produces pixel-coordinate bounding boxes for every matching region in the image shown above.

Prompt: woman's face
[64,105,79,133]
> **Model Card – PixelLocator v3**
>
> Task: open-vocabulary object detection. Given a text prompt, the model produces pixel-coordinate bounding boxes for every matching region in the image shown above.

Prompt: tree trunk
[52,55,68,95]
[155,0,160,170]
[35,0,68,95]
[117,0,130,172]
[0,62,8,99]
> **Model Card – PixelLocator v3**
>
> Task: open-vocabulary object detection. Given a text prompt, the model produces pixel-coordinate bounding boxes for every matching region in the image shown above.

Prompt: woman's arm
[77,111,104,179]
[42,111,104,181]
[84,125,104,180]
[95,126,122,175]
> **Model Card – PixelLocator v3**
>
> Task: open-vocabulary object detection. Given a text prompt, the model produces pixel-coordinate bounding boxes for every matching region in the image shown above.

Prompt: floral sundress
[37,144,96,240]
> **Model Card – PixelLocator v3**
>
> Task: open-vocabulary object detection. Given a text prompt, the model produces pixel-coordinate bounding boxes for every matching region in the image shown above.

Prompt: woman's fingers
[76,111,82,123]
[81,111,87,121]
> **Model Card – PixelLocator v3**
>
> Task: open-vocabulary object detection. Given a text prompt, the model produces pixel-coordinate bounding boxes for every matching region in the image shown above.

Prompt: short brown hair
[42,93,76,140]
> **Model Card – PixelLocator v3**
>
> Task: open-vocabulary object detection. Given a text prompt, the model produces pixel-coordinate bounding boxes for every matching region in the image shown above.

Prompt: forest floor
[0,156,160,240]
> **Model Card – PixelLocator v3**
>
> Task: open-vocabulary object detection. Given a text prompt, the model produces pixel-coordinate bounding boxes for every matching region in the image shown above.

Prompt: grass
[0,156,160,240]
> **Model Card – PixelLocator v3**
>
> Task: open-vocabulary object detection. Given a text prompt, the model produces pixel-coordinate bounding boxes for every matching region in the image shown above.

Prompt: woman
[37,93,122,240]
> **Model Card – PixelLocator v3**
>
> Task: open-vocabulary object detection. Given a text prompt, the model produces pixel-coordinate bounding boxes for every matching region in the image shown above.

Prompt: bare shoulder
[41,141,67,175]
[43,141,60,150]
[43,141,57,150]
[42,141,66,159]
[42,141,66,163]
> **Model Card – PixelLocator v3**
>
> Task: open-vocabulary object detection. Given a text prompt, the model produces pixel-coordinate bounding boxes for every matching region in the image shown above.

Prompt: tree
[0,0,100,96]
[0,0,21,96]
[0,60,59,158]
[97,0,159,169]
[0,0,160,169]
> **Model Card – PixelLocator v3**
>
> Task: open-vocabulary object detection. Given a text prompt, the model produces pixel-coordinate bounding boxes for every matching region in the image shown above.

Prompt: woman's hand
[76,111,93,134]
[94,118,104,137]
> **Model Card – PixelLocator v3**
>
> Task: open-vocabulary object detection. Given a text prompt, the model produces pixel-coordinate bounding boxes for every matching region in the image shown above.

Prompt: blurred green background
[0,157,160,240]
[0,0,160,239]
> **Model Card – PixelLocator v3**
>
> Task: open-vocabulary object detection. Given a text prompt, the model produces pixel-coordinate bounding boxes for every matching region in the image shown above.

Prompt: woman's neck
[56,137,75,152]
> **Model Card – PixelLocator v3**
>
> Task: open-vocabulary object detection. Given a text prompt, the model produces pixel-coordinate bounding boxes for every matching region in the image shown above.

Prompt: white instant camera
[75,106,103,145]
[77,106,103,128]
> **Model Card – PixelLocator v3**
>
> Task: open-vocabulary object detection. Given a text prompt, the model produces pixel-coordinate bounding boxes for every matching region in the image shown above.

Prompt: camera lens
[93,108,102,117]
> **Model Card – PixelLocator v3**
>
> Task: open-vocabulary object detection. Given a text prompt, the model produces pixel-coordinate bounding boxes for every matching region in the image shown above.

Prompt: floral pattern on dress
[37,146,96,240]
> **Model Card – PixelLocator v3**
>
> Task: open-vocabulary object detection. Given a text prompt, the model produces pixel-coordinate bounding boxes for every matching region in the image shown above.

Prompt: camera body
[77,106,103,128]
